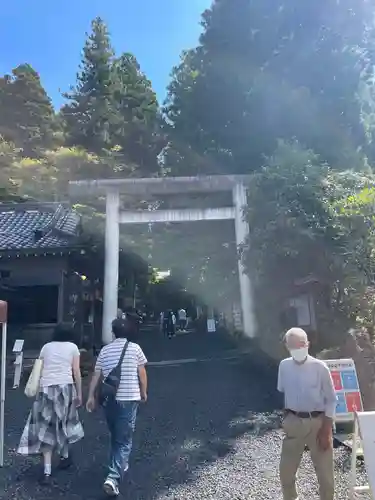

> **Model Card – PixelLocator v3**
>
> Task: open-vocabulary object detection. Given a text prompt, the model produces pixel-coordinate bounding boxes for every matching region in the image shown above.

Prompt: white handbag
[24,358,43,398]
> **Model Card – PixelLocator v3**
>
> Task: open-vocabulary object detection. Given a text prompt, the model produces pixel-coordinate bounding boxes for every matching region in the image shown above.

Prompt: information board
[12,339,24,353]
[324,358,363,422]
[207,319,216,333]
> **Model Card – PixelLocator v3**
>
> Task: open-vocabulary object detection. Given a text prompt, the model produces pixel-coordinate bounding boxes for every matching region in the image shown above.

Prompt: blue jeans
[104,400,139,484]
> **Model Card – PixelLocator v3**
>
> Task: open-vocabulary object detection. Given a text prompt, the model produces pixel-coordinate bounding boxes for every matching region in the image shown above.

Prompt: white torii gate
[70,175,255,344]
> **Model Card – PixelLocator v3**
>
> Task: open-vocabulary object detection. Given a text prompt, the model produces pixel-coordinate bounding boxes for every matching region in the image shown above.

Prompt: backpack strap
[116,340,129,368]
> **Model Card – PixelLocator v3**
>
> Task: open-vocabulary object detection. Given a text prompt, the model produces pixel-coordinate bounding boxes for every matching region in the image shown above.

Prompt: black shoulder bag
[98,341,129,407]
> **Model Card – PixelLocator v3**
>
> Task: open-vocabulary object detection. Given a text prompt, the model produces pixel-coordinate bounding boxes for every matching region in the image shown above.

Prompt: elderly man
[278,327,337,500]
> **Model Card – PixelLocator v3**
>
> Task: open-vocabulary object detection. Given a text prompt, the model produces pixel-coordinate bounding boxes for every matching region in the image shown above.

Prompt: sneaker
[103,478,119,497]
[58,455,73,470]
[39,473,52,486]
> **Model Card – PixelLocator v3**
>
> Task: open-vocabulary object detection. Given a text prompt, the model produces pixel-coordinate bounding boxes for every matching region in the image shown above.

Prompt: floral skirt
[18,384,84,456]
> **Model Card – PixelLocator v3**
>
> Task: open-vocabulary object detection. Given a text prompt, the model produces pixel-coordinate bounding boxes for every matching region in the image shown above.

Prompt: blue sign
[336,393,347,414]
[341,370,359,391]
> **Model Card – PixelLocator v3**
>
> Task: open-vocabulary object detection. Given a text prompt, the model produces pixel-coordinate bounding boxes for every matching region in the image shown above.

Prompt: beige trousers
[279,413,334,500]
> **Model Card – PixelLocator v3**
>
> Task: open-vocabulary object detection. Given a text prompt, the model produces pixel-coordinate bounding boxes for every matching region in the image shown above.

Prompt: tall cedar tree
[0,64,56,156]
[111,53,161,175]
[62,17,116,153]
[164,0,374,175]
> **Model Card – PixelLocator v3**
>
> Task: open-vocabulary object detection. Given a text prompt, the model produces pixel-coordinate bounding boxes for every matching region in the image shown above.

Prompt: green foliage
[159,0,375,337]
[244,140,375,341]
[111,53,163,174]
[2,8,375,334]
[61,19,162,175]
[0,142,101,201]
[0,138,24,200]
[0,64,57,156]
[164,0,373,175]
[62,17,116,152]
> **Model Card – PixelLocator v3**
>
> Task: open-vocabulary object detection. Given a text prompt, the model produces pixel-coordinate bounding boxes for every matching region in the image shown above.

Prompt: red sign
[331,371,343,391]
[345,392,362,413]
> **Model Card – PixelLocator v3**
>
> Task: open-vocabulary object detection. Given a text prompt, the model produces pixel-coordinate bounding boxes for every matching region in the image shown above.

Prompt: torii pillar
[102,190,120,344]
[233,183,254,342]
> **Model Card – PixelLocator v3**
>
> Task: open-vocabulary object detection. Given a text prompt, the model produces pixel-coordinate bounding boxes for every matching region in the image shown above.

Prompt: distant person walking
[18,323,84,485]
[117,308,126,320]
[278,327,336,500]
[159,311,164,332]
[124,306,142,337]
[86,318,148,497]
[162,309,176,338]
[178,308,187,331]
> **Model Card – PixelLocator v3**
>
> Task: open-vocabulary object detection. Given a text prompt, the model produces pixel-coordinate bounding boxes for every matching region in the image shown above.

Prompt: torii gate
[70,175,255,344]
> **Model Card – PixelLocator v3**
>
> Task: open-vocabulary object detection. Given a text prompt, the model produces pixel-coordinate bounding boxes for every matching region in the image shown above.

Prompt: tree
[111,53,163,175]
[159,0,375,335]
[62,17,116,152]
[164,0,374,175]
[243,140,375,348]
[0,138,24,200]
[0,64,57,156]
[62,19,164,175]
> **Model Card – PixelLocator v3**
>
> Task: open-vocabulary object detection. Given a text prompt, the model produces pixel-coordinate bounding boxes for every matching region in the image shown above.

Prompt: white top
[178,309,187,320]
[39,341,80,387]
[277,355,337,418]
[95,338,147,401]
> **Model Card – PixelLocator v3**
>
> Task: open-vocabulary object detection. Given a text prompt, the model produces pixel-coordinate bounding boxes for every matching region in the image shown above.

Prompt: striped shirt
[95,338,147,401]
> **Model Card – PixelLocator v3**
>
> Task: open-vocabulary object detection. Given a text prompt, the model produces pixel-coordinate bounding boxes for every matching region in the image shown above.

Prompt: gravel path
[0,332,369,499]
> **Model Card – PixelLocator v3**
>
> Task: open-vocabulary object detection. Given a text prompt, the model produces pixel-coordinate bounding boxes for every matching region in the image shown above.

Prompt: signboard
[12,339,24,353]
[207,319,216,333]
[12,339,24,389]
[232,305,242,331]
[325,359,363,422]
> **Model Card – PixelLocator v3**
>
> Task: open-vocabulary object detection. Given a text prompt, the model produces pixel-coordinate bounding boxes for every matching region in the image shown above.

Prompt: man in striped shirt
[86,318,148,497]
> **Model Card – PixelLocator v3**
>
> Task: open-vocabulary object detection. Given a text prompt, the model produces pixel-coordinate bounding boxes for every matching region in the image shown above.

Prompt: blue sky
[0,0,210,108]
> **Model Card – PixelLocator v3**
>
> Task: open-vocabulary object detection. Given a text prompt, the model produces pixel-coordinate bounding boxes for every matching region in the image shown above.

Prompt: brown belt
[286,409,324,419]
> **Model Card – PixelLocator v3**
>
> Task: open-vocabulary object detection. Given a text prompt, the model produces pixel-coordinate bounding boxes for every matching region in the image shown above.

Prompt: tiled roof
[0,203,81,252]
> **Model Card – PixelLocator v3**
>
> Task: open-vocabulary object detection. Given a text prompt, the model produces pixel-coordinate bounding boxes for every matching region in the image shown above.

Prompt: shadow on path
[135,328,240,363]
[0,334,279,500]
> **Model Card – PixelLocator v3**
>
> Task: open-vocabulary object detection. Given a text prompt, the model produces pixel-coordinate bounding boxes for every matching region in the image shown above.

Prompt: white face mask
[289,347,308,362]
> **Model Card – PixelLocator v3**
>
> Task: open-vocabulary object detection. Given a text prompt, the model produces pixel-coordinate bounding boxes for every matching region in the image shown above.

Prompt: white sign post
[349,412,374,499]
[0,301,7,467]
[12,339,24,389]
